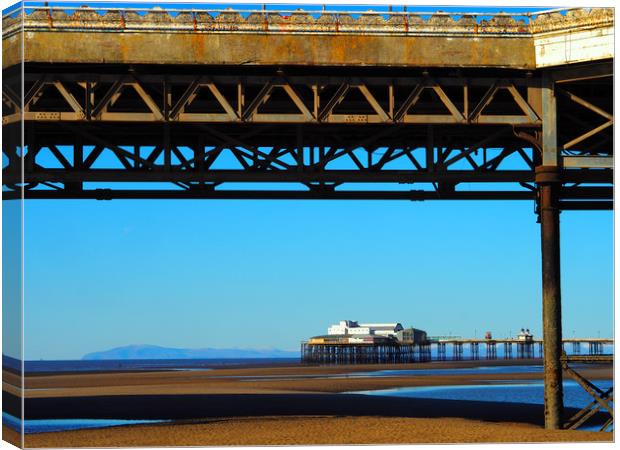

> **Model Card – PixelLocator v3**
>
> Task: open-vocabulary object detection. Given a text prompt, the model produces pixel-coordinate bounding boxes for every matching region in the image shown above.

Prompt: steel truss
[5,72,547,126]
[2,63,613,208]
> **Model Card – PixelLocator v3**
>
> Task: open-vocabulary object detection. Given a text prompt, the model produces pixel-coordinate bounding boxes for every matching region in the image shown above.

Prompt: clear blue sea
[3,357,300,374]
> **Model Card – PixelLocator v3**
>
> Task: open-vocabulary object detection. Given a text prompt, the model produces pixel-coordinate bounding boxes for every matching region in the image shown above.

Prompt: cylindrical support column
[537,166,564,430]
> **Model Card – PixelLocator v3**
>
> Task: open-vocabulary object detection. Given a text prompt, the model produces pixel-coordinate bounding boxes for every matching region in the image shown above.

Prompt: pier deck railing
[3,5,614,37]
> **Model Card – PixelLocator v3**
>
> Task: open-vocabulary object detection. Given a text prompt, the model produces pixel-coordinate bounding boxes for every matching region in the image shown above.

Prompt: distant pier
[301,338,613,364]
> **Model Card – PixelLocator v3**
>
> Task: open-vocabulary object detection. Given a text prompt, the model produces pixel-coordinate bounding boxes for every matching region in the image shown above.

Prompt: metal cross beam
[561,354,614,432]
[2,64,612,207]
[2,122,612,205]
[4,71,548,126]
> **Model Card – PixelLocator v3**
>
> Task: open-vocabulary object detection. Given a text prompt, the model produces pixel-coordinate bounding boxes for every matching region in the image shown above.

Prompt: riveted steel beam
[8,72,547,127]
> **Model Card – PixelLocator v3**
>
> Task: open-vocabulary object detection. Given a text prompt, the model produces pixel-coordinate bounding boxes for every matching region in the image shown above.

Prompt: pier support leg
[537,73,564,430]
[538,166,564,430]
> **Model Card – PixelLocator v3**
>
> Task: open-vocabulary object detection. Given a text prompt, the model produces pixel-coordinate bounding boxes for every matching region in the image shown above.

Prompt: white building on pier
[327,320,404,337]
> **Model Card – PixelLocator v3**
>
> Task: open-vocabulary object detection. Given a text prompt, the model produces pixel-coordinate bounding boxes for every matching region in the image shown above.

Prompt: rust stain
[18,32,538,69]
[191,33,206,61]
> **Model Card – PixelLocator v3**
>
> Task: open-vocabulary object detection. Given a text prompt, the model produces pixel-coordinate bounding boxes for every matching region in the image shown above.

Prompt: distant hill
[82,344,300,360]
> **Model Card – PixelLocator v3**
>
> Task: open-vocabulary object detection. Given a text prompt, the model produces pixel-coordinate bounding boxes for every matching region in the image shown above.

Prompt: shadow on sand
[4,392,609,428]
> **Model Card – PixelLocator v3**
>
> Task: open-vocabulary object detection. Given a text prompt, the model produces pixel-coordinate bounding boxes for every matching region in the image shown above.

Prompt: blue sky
[15,1,549,15]
[1,0,614,360]
[21,198,612,360]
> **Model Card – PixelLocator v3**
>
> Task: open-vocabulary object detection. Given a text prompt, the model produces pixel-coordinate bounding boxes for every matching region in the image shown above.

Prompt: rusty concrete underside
[1,7,614,70]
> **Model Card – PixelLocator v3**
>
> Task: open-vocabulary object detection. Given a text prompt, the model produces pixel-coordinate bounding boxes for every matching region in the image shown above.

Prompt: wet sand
[2,359,613,446]
[10,359,613,398]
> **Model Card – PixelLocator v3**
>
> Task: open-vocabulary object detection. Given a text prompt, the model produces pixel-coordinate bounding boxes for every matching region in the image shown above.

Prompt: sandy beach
[2,359,614,446]
[5,416,613,447]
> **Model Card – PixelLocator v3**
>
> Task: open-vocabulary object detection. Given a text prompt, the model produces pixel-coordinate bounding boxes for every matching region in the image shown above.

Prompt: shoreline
[9,357,550,376]
[3,359,613,446]
[4,358,611,400]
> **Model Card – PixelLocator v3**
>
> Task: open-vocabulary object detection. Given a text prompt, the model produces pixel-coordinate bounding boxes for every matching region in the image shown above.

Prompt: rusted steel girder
[2,62,612,205]
[3,72,546,127]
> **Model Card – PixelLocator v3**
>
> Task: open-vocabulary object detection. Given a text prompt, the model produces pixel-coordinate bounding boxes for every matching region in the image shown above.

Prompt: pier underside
[2,62,612,207]
[301,343,431,364]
